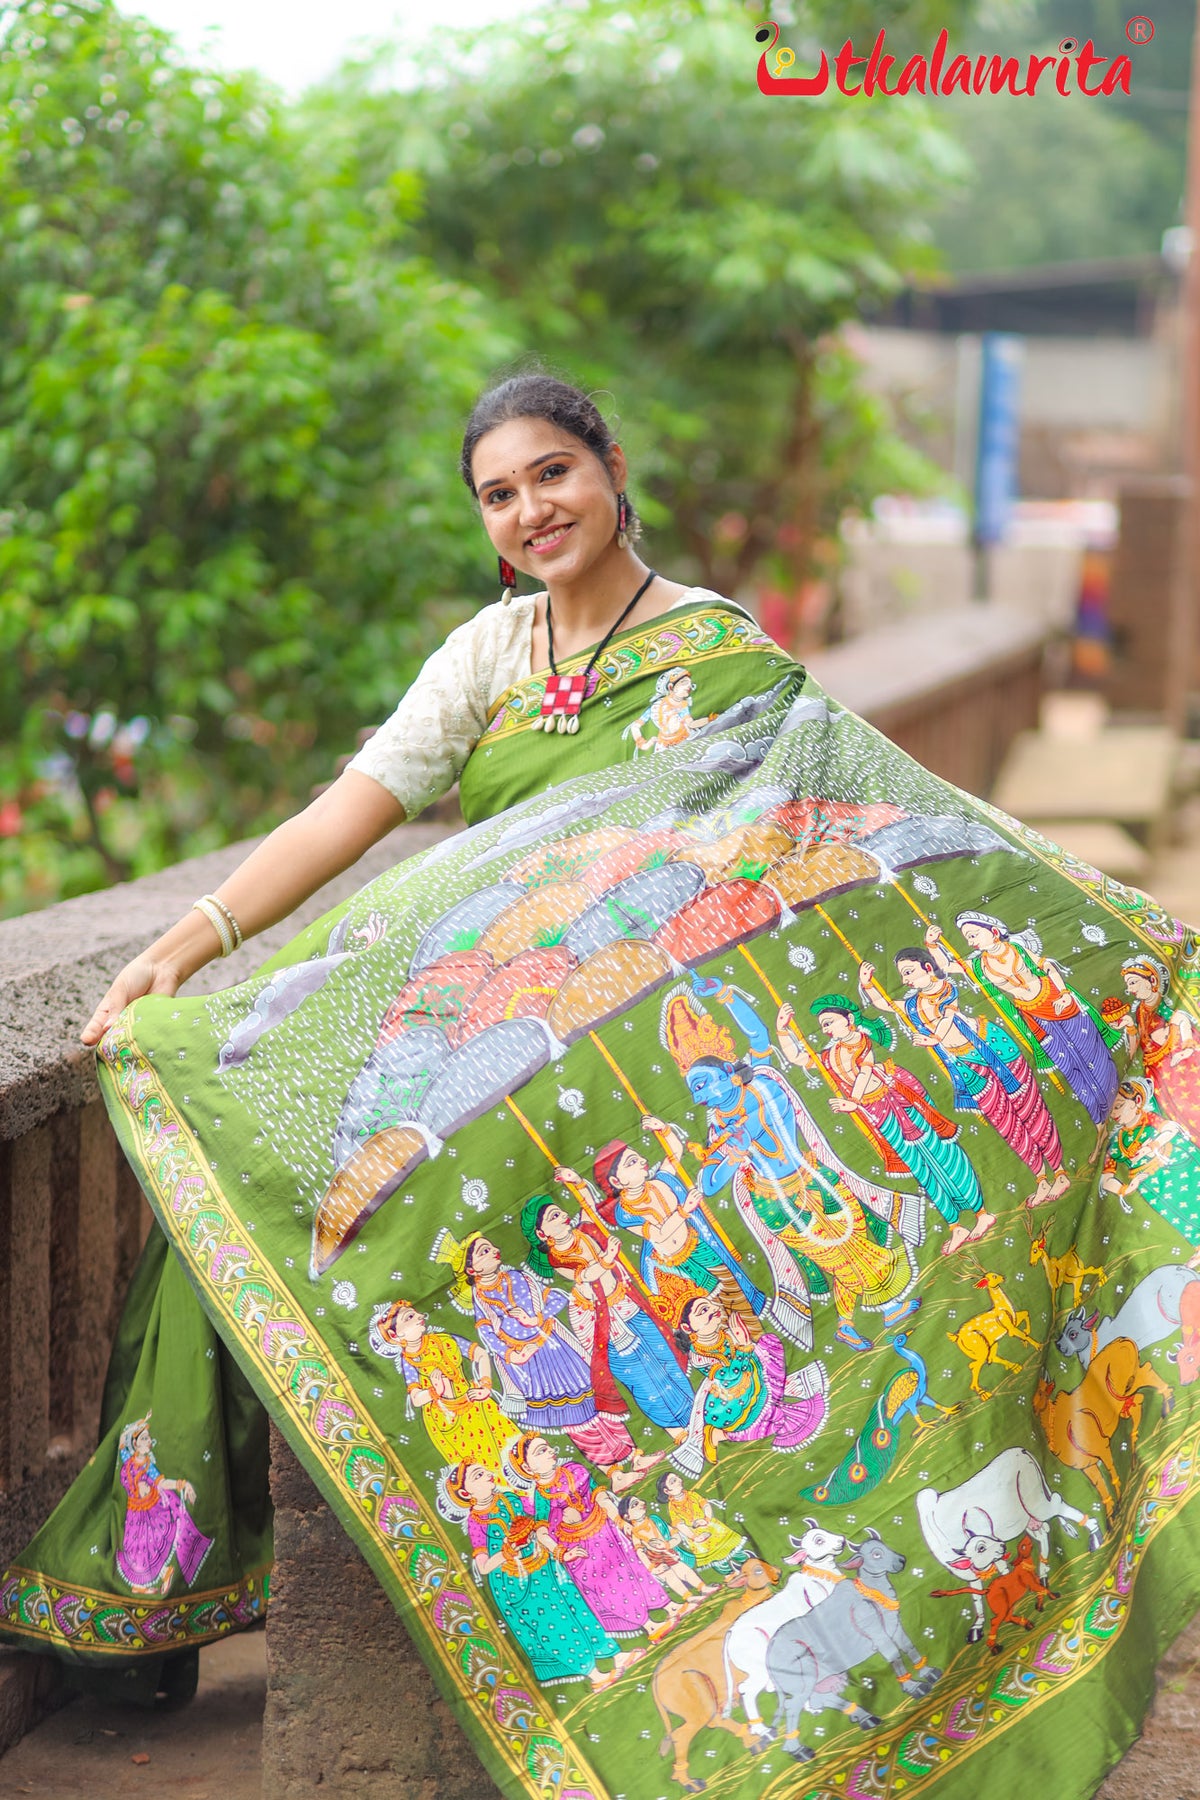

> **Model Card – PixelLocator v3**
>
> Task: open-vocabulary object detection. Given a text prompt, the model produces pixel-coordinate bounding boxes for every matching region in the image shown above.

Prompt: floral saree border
[979,799,1200,958]
[483,606,779,738]
[92,1023,608,1800]
[0,1565,269,1654]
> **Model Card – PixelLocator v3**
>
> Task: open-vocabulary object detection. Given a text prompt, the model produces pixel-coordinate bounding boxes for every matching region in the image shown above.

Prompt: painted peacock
[798,1334,958,1504]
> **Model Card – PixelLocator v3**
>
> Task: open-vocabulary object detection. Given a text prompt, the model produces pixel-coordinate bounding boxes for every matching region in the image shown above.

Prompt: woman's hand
[79,766,408,1051]
[81,952,189,1047]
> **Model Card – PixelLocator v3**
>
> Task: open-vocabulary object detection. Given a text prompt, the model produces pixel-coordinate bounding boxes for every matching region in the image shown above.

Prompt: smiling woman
[5,372,1200,1800]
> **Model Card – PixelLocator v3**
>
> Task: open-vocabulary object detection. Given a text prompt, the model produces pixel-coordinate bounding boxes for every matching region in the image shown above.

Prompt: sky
[128,0,533,94]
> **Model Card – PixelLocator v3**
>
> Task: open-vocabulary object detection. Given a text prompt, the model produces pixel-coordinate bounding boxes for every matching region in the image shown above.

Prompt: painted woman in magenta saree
[4,376,1200,1800]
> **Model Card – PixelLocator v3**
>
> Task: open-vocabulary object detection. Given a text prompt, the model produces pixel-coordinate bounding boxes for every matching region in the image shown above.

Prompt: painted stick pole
[504,1091,650,1297]
[588,1029,745,1267]
[890,882,1064,1091]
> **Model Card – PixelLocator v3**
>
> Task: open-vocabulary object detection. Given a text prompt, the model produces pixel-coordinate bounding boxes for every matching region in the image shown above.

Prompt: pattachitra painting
[5,601,1200,1800]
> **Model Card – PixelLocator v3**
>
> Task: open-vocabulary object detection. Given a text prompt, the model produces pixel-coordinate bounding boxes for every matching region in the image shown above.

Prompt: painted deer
[1033,1327,1174,1520]
[1024,1214,1106,1308]
[948,1258,1039,1399]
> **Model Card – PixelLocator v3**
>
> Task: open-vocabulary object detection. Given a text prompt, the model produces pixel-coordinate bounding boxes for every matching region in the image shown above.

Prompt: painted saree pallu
[6,599,1200,1800]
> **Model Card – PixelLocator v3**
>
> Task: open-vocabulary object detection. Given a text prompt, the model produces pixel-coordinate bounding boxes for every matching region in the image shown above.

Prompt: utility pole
[1186,0,1200,687]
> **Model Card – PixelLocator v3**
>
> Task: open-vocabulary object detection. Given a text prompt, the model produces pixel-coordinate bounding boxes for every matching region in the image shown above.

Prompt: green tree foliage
[0,0,507,913]
[306,0,970,601]
[924,0,1192,271]
[2,0,983,915]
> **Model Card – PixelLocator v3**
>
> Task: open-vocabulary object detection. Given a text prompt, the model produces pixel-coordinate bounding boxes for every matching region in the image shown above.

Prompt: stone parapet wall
[0,819,455,1758]
[264,1427,499,1800]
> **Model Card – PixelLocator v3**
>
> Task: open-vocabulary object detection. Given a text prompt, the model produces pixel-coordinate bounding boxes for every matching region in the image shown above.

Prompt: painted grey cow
[764,1529,939,1761]
[917,1446,1101,1643]
[1056,1264,1200,1369]
[722,1520,846,1737]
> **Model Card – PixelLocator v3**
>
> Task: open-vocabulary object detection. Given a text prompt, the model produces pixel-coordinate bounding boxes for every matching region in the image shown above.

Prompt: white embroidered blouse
[347,585,724,819]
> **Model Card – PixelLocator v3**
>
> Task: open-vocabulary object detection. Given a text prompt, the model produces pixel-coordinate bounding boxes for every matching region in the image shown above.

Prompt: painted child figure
[615,1494,719,1604]
[506,1434,684,1642]
[656,1469,746,1575]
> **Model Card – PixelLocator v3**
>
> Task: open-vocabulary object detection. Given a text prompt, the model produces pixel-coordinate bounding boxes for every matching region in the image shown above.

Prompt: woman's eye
[485,488,513,505]
[539,463,568,480]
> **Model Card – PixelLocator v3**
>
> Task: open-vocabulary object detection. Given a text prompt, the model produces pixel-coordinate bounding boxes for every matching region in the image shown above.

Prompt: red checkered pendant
[531,671,586,733]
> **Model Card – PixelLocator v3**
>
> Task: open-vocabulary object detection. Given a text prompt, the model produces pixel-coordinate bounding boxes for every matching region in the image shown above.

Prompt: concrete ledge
[805,603,1049,719]
[0,821,457,1143]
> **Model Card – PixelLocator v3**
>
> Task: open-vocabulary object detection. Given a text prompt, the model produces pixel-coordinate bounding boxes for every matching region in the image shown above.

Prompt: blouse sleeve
[345,599,532,817]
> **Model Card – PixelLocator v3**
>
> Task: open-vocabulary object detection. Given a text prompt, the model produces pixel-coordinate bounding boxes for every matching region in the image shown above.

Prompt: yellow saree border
[483,604,780,740]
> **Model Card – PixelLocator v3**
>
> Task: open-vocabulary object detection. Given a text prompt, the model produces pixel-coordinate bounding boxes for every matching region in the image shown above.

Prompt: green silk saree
[5,594,1200,1800]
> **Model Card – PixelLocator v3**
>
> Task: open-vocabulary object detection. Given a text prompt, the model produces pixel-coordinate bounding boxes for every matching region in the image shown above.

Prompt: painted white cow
[917,1446,1102,1642]
[722,1520,846,1736]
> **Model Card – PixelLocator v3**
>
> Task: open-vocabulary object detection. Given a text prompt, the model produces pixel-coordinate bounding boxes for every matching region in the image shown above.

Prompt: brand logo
[754,20,1135,97]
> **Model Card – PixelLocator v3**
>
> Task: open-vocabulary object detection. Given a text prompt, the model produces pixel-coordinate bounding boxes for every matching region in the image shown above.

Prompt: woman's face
[468,1237,502,1279]
[471,416,626,587]
[688,1295,725,1336]
[626,1496,646,1520]
[960,922,996,951]
[614,1146,648,1190]
[818,1009,852,1040]
[524,1435,557,1478]
[664,1472,683,1498]
[133,1427,152,1456]
[1112,1088,1140,1126]
[537,1204,571,1242]
[896,957,934,993]
[391,1305,423,1339]
[462,1462,495,1503]
[1123,969,1156,1002]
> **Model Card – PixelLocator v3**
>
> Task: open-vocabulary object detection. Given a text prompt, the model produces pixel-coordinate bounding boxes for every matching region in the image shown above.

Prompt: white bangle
[193,897,234,958]
[203,892,244,951]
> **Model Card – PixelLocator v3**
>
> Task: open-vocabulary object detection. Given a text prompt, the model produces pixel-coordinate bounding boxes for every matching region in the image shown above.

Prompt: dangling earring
[497,554,516,603]
[616,492,629,551]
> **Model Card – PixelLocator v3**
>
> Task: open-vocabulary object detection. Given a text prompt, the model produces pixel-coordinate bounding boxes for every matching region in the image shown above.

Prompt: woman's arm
[80,769,405,1044]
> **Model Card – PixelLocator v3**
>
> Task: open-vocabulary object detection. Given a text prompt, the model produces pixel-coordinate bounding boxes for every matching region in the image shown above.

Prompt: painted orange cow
[651,1557,780,1794]
[1033,1331,1173,1520]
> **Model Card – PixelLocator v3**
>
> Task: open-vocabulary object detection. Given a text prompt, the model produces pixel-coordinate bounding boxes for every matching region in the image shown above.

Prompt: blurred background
[2,0,1198,917]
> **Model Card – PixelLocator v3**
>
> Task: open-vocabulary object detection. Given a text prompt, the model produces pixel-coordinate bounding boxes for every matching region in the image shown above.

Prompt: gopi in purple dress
[115,1414,213,1596]
[506,1435,675,1639]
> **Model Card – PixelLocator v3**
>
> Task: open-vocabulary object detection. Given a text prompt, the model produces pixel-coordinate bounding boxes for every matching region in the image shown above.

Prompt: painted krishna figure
[4,374,1200,1800]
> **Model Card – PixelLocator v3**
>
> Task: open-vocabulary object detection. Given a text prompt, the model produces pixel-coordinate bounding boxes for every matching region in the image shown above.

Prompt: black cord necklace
[532,569,658,735]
